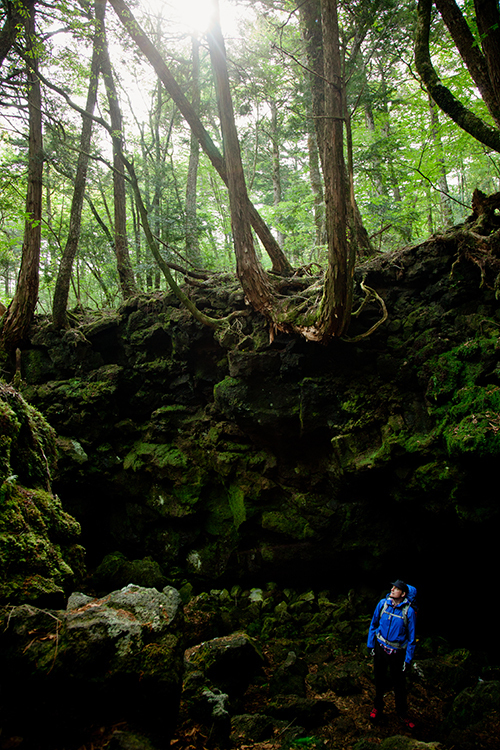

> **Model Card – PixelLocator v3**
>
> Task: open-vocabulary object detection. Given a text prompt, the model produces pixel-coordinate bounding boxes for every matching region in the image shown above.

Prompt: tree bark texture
[99,3,137,298]
[316,0,354,339]
[474,0,500,126]
[1,6,42,351]
[0,0,37,67]
[300,0,325,167]
[415,0,500,153]
[307,127,327,249]
[434,0,500,128]
[300,0,373,258]
[52,0,105,328]
[108,0,292,275]
[206,1,275,316]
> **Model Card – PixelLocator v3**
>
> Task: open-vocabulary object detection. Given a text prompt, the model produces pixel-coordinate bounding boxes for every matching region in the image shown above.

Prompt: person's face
[390,586,405,601]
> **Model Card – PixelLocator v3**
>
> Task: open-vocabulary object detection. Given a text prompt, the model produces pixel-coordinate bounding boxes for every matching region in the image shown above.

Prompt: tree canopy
[0,0,498,349]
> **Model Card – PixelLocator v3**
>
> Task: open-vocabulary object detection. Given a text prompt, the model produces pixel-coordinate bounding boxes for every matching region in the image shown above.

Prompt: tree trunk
[300,0,373,257]
[307,126,327,250]
[206,0,275,316]
[435,0,500,128]
[108,0,293,276]
[0,0,37,67]
[415,0,500,153]
[300,0,325,169]
[98,3,137,298]
[185,35,202,266]
[317,0,354,338]
[270,99,284,249]
[1,5,42,351]
[428,95,454,227]
[474,0,500,126]
[52,0,104,328]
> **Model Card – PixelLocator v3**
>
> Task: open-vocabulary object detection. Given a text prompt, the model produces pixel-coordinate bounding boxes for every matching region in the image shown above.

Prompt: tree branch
[415,0,500,153]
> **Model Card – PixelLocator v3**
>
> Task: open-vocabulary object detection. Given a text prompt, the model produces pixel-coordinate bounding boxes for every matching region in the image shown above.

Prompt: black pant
[373,639,407,717]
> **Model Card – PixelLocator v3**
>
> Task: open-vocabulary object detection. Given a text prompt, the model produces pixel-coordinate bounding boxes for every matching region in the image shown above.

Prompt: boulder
[379,738,441,750]
[0,584,184,747]
[184,632,264,698]
[446,679,500,729]
[307,660,364,696]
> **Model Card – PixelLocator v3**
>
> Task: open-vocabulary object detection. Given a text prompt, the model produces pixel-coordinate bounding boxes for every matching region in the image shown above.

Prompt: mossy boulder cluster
[15,237,500,617]
[176,585,498,750]
[0,382,84,605]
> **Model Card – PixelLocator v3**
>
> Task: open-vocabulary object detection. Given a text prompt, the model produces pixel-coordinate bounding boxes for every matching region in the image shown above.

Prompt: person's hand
[369,648,375,657]
[403,661,410,672]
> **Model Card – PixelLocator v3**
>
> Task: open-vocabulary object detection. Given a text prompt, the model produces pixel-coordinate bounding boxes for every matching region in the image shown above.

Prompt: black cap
[391,579,407,594]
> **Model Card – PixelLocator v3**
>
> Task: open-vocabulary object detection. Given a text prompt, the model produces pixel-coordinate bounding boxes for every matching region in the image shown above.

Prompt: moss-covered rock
[10,238,500,615]
[0,383,84,605]
[0,584,184,746]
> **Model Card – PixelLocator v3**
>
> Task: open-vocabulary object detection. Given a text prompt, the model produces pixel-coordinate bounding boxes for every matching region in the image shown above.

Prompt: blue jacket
[367,595,416,663]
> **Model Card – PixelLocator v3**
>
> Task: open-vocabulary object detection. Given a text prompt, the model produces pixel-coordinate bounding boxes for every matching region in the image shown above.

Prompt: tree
[108,0,293,277]
[206,0,275,317]
[0,0,36,67]
[1,4,42,350]
[109,0,362,341]
[299,0,374,258]
[52,0,104,328]
[185,34,202,266]
[428,95,454,227]
[316,0,354,337]
[98,0,137,297]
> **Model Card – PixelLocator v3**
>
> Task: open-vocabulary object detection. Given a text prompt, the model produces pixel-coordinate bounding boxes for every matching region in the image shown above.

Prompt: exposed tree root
[342,280,388,342]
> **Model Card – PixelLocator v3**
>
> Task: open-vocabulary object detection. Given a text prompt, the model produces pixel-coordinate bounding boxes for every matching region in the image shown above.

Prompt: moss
[228,484,246,530]
[426,337,495,406]
[0,485,84,603]
[93,552,167,591]
[213,451,242,476]
[205,491,234,535]
[445,411,500,456]
[147,482,202,518]
[141,641,183,683]
[0,384,84,603]
[54,378,117,405]
[396,460,458,509]
[213,376,247,413]
[124,442,188,473]
[434,384,500,456]
[186,539,234,578]
[261,509,315,540]
[0,383,57,488]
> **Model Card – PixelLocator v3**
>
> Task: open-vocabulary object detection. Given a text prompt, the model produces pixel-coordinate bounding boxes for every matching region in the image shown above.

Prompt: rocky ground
[3,581,498,750]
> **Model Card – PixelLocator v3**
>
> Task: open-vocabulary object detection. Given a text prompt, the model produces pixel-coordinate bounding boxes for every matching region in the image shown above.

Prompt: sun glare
[143,0,241,37]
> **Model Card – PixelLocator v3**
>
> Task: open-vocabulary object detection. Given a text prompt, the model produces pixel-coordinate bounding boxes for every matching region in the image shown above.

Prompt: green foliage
[0,0,499,316]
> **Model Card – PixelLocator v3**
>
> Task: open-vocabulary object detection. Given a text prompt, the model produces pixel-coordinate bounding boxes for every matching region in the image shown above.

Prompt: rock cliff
[7,230,500,650]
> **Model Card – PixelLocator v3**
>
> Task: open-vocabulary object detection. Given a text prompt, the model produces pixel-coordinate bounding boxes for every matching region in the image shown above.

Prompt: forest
[2,3,500,748]
[0,0,499,349]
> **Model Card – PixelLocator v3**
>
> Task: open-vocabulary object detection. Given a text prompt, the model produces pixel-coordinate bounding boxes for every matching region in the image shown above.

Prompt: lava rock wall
[15,239,500,651]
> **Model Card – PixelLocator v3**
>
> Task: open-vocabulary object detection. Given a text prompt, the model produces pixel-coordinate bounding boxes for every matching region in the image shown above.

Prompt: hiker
[367,579,417,729]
